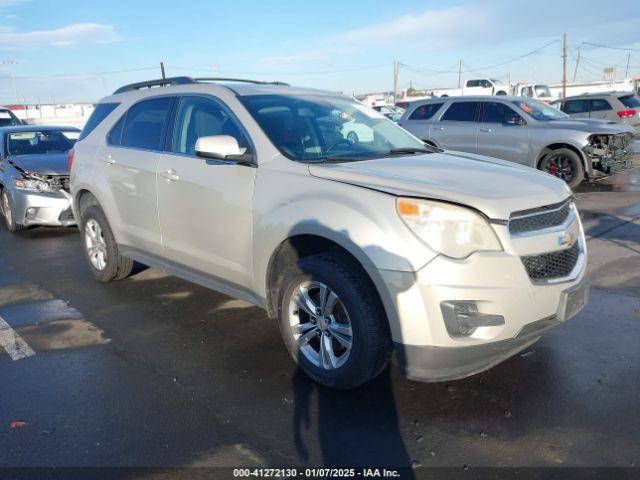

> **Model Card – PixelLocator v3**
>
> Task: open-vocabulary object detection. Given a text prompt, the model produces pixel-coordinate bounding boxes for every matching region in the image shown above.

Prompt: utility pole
[573,48,580,82]
[1,60,19,104]
[160,62,166,79]
[562,33,567,98]
[392,60,399,104]
[457,59,462,88]
[625,53,631,79]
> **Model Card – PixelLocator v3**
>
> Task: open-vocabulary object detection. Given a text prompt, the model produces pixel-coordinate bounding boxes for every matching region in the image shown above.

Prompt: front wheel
[1,190,24,232]
[277,253,391,389]
[538,148,585,189]
[80,205,133,282]
[346,131,359,144]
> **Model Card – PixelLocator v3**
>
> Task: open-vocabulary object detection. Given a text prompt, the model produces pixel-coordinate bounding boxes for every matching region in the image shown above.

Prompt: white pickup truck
[512,83,555,103]
[431,78,511,97]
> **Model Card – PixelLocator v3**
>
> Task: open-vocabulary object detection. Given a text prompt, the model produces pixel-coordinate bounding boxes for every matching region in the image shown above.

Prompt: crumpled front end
[584,132,635,173]
[7,163,75,227]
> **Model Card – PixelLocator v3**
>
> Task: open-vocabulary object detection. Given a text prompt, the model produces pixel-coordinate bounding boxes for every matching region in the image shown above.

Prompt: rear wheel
[1,190,24,233]
[277,252,391,389]
[538,148,585,189]
[80,205,133,282]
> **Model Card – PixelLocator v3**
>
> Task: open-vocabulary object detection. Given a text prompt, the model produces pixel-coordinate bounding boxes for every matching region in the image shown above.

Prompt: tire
[1,190,24,233]
[277,252,392,389]
[347,131,359,144]
[538,148,585,189]
[496,90,507,95]
[80,205,133,282]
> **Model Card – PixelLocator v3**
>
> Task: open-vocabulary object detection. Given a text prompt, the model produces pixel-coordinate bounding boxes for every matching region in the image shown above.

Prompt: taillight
[68,149,75,170]
[617,109,636,118]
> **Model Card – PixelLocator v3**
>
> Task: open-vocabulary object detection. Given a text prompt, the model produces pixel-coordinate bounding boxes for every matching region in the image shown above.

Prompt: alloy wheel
[84,218,108,271]
[288,280,353,370]
[2,192,12,228]
[542,154,576,182]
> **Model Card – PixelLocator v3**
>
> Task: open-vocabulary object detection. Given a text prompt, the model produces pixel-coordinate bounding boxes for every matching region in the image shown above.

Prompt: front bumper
[11,189,76,227]
[380,220,588,382]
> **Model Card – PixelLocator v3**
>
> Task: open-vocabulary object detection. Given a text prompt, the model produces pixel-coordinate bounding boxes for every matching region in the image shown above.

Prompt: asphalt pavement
[0,170,639,474]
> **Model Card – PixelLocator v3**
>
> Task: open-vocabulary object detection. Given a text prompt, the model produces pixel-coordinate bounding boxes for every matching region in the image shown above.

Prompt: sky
[0,0,639,103]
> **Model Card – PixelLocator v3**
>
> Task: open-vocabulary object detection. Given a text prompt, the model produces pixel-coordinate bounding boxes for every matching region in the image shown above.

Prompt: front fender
[252,184,436,301]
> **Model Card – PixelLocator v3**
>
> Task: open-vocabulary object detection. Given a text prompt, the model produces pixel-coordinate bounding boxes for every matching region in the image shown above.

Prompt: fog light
[25,207,38,219]
[441,301,505,338]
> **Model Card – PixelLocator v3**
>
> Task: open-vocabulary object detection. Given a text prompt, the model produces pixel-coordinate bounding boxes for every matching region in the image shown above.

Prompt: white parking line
[0,314,35,361]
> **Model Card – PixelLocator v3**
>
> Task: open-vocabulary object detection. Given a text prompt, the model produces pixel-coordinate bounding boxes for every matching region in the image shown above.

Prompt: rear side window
[563,100,588,114]
[619,95,640,108]
[466,80,479,88]
[590,99,612,112]
[481,102,520,123]
[121,97,174,151]
[108,115,126,146]
[441,102,479,122]
[409,103,443,120]
[79,103,119,141]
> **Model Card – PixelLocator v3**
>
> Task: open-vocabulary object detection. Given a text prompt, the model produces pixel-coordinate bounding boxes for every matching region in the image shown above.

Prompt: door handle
[433,126,445,131]
[480,128,493,132]
[102,155,116,165]
[160,169,180,182]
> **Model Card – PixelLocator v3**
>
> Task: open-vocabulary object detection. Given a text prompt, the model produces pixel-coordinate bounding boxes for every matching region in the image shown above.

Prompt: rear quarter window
[589,99,612,111]
[408,103,443,120]
[78,103,119,141]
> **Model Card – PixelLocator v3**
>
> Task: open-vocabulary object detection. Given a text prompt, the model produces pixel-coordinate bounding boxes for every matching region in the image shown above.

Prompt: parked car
[398,96,635,188]
[0,107,22,127]
[372,105,405,122]
[0,125,79,232]
[71,77,588,389]
[551,92,640,134]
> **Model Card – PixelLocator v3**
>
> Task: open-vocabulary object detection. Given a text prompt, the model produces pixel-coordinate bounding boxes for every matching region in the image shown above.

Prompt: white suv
[70,77,588,389]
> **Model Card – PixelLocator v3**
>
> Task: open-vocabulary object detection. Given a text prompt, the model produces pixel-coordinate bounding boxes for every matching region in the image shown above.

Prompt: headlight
[13,178,55,193]
[396,198,502,259]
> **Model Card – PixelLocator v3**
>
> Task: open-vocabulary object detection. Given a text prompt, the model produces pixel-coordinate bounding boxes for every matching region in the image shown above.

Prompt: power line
[463,39,560,72]
[0,66,158,80]
[581,42,640,52]
[168,64,389,76]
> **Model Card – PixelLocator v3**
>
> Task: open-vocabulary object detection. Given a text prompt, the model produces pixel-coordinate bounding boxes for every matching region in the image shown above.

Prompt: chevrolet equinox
[70,77,589,389]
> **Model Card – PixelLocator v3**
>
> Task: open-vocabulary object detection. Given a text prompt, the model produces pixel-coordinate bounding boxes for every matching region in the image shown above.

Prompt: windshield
[512,99,568,121]
[239,94,426,162]
[0,110,21,127]
[534,85,552,98]
[6,130,79,156]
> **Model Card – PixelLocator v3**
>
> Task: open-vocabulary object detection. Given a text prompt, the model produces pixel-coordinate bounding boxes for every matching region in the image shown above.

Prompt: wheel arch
[264,233,399,337]
[537,142,591,177]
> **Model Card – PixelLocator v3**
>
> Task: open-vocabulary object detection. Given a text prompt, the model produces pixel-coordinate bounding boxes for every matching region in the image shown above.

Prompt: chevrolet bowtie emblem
[558,232,574,247]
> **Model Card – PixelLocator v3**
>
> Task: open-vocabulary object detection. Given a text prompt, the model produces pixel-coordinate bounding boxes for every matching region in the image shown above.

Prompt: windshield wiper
[385,147,438,156]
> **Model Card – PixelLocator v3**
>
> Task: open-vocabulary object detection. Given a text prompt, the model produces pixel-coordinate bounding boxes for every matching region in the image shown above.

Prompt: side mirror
[506,115,526,126]
[195,135,247,161]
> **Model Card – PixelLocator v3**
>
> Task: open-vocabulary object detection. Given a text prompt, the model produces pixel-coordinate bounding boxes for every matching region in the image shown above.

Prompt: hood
[309,152,570,219]
[8,153,70,176]
[544,118,634,134]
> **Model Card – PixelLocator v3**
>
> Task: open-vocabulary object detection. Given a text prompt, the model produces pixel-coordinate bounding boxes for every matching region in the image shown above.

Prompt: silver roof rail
[113,76,289,94]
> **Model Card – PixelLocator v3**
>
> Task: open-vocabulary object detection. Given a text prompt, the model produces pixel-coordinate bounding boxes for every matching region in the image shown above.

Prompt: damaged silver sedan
[0,125,79,232]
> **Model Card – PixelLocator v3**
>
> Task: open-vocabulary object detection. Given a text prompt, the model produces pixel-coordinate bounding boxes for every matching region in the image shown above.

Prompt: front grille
[58,208,75,221]
[521,242,580,282]
[509,200,572,236]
